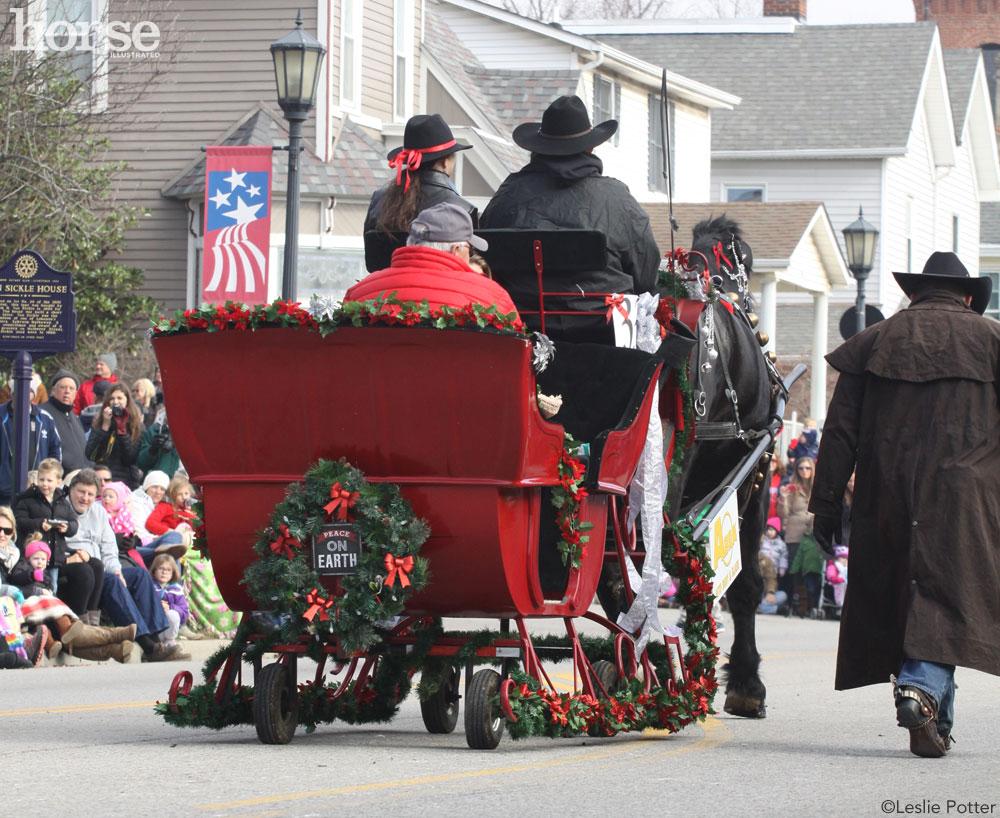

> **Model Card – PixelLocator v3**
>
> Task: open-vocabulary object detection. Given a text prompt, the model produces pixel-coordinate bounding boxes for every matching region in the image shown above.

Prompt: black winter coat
[43,396,92,472]
[810,289,1000,689]
[85,424,140,488]
[364,169,478,234]
[480,152,660,344]
[8,555,54,597]
[13,486,79,567]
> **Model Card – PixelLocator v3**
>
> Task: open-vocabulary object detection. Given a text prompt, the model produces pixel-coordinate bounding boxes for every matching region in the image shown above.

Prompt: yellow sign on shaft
[706,492,742,599]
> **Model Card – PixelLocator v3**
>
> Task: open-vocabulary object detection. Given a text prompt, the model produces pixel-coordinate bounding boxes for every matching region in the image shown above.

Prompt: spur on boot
[895,685,948,758]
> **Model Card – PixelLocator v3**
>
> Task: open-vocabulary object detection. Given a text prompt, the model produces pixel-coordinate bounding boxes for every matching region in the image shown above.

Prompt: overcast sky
[806,0,915,24]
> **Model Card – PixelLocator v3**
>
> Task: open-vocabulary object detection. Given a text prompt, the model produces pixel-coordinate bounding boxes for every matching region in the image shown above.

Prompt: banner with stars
[202,146,273,305]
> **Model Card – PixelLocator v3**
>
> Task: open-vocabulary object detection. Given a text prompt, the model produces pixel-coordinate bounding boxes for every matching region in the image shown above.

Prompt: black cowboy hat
[892,251,992,315]
[386,114,471,164]
[512,95,618,156]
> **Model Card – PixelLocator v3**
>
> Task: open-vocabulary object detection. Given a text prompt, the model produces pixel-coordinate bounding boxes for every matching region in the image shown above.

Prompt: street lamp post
[842,206,880,336]
[270,11,327,302]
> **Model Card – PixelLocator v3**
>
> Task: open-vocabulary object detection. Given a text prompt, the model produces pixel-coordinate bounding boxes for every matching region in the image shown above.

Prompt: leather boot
[62,621,138,650]
[84,610,102,627]
[895,684,949,758]
[71,640,135,664]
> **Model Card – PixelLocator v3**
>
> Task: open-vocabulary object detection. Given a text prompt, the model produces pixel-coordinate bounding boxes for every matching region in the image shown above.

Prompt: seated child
[101,481,147,569]
[757,552,789,615]
[14,457,78,589]
[760,517,788,578]
[145,476,197,546]
[8,537,55,597]
[149,554,189,644]
[826,545,848,607]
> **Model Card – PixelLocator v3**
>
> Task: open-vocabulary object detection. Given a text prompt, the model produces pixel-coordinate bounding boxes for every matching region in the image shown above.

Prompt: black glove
[161,437,174,453]
[813,515,842,554]
[151,428,169,451]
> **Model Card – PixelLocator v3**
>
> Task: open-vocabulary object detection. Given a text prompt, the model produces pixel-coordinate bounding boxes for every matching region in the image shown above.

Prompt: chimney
[763,0,807,22]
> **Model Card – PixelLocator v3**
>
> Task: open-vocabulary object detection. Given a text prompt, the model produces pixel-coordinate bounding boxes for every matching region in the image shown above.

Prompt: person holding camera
[137,409,179,479]
[84,385,143,490]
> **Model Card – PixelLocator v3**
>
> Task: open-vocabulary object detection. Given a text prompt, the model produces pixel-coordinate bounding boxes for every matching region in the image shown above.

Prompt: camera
[46,519,68,527]
[111,405,125,418]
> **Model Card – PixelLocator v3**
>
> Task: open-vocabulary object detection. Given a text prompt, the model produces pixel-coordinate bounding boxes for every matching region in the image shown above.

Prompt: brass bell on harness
[766,351,778,364]
[747,312,759,329]
[756,331,769,347]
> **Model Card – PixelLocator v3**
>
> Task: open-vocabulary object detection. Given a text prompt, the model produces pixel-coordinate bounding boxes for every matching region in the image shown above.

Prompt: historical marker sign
[312,524,363,576]
[0,251,76,355]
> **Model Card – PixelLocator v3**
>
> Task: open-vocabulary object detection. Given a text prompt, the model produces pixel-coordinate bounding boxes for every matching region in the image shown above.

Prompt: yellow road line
[1,700,156,716]
[197,716,730,812]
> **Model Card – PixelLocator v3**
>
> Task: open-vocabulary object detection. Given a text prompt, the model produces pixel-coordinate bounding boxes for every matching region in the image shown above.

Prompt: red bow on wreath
[384,553,414,588]
[302,588,334,622]
[268,524,300,559]
[324,482,360,521]
[604,294,628,323]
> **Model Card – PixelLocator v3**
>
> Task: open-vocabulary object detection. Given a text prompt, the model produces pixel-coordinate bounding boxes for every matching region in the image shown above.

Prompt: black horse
[665,215,780,718]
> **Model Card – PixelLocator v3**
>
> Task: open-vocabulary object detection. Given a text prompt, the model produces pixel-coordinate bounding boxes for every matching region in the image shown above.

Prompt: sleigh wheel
[254,662,297,745]
[587,660,621,737]
[465,668,504,750]
[421,665,460,734]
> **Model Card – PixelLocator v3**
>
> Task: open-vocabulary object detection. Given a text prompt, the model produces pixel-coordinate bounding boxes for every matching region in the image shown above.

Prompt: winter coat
[73,374,118,415]
[154,580,189,627]
[810,289,1000,690]
[343,245,520,315]
[364,168,479,235]
[42,395,92,472]
[145,501,196,536]
[13,486,79,567]
[790,531,824,576]
[128,488,158,545]
[84,422,140,489]
[136,421,180,481]
[7,556,53,597]
[0,403,62,505]
[776,483,812,544]
[480,152,660,344]
[760,534,788,576]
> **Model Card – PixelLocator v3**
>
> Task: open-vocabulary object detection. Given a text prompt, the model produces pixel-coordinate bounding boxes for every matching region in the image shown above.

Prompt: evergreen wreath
[241,458,430,655]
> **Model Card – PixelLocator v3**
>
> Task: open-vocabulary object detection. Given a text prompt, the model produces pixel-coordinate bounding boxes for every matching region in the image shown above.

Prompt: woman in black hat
[364,114,478,235]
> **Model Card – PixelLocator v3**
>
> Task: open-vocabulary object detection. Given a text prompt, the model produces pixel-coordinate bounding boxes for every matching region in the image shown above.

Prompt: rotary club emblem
[14,254,37,280]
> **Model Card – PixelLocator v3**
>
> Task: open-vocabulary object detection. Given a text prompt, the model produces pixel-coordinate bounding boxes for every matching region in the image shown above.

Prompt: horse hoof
[724,692,766,719]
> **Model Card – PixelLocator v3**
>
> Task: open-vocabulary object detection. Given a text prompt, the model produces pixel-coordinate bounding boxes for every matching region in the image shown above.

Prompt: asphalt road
[4,610,998,818]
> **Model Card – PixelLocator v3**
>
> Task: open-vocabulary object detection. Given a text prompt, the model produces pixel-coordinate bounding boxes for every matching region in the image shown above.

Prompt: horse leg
[721,482,768,718]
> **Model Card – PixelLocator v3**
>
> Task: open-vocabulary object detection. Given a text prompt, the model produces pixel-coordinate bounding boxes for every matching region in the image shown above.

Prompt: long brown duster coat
[810,289,1000,690]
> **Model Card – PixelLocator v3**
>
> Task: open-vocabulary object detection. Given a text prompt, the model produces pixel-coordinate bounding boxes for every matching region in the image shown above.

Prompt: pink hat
[766,516,781,533]
[25,541,51,560]
[834,546,849,558]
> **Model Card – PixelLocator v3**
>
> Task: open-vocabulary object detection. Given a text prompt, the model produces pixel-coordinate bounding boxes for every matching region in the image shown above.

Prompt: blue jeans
[135,531,185,568]
[898,658,956,732]
[100,565,171,638]
[758,589,788,615]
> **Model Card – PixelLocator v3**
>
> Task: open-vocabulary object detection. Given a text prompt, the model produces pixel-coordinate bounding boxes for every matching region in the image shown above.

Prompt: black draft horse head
[669,215,776,719]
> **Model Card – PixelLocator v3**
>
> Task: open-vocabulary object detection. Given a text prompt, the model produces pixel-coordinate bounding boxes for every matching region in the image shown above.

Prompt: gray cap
[50,368,80,389]
[98,352,117,372]
[409,203,487,252]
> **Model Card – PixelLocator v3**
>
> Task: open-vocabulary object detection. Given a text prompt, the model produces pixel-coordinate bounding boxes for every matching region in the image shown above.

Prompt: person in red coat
[145,475,197,542]
[344,203,518,316]
[73,354,119,416]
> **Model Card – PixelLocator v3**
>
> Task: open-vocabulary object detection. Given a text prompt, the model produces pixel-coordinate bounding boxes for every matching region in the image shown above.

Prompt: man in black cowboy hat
[810,251,1000,758]
[480,95,660,344]
[364,113,477,235]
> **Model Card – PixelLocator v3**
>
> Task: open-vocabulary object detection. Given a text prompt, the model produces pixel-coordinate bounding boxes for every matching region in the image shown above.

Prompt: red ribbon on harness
[302,588,334,622]
[324,482,359,521]
[268,524,300,560]
[712,242,734,272]
[387,139,457,193]
[383,553,414,588]
[604,294,629,323]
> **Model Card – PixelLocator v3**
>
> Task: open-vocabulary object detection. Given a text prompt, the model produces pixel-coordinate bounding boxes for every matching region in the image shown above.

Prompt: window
[593,75,620,147]
[648,95,674,194]
[393,0,414,121]
[724,185,764,203]
[984,272,1000,322]
[953,215,960,253]
[340,0,362,110]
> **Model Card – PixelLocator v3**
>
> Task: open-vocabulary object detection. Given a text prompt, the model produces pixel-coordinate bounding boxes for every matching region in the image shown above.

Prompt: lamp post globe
[842,206,880,336]
[270,11,327,302]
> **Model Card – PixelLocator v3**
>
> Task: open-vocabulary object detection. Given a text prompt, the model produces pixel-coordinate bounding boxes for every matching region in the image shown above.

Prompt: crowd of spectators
[0,354,234,668]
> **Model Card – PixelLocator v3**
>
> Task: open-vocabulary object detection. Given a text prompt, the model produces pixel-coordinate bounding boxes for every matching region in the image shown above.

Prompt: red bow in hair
[303,588,334,622]
[383,553,414,588]
[268,524,300,560]
[386,139,457,193]
[324,482,360,521]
